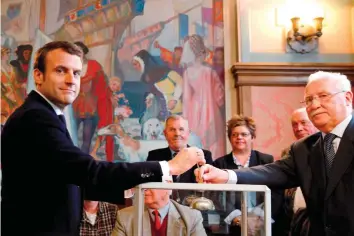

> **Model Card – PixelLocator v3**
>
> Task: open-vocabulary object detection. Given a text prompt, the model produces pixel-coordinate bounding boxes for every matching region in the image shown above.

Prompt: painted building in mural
[1,0,226,162]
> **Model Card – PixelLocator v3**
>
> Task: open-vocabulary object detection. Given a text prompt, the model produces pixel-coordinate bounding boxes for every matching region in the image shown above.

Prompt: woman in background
[212,115,283,235]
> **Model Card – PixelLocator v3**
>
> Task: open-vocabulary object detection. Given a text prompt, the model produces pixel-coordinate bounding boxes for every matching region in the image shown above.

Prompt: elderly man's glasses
[300,91,346,106]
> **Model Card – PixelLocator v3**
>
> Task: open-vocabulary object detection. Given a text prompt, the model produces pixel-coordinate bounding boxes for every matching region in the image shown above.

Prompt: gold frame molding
[232,63,354,87]
[231,63,354,115]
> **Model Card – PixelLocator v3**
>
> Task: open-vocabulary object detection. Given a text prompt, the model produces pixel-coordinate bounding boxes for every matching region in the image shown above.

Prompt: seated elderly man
[112,180,207,236]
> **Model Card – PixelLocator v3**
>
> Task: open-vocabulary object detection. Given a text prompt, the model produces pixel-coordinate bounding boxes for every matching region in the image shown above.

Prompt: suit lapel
[167,201,185,236]
[249,150,258,167]
[308,137,326,200]
[226,153,239,169]
[325,118,354,200]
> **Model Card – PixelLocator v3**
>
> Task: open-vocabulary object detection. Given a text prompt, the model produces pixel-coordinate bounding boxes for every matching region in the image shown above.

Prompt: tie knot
[58,115,66,125]
[324,133,336,144]
[153,209,159,217]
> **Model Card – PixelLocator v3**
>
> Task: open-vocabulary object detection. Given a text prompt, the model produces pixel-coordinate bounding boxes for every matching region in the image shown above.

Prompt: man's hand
[194,164,229,183]
[168,147,205,175]
[233,214,264,236]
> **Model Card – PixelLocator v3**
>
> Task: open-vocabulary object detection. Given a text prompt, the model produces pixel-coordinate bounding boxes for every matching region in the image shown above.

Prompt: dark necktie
[153,210,161,230]
[324,133,337,175]
[58,114,66,126]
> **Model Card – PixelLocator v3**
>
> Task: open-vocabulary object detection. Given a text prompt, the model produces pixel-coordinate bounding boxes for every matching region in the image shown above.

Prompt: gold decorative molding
[231,63,354,87]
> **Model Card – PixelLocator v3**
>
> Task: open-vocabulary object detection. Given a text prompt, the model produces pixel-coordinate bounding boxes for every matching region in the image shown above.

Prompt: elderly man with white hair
[196,71,354,236]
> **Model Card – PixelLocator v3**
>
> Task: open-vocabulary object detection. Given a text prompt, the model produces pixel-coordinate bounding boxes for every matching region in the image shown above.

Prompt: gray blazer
[111,199,207,236]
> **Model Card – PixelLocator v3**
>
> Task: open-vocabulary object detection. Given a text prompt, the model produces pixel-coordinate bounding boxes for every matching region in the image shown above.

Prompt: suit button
[141,174,145,178]
[146,173,150,178]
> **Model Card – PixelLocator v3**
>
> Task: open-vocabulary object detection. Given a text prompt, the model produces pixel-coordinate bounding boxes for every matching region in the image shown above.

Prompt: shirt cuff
[225,169,238,184]
[159,161,170,181]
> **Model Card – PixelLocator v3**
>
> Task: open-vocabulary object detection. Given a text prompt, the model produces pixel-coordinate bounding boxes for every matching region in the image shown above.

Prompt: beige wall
[223,0,354,155]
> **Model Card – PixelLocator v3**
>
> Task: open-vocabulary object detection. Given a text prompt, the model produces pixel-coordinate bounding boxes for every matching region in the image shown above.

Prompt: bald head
[291,108,318,140]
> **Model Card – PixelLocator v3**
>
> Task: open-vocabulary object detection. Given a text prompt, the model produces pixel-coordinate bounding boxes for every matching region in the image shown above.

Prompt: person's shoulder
[202,149,211,156]
[293,132,321,150]
[101,202,118,212]
[254,150,274,163]
[147,147,170,160]
[212,153,231,166]
[117,206,134,216]
[202,149,213,162]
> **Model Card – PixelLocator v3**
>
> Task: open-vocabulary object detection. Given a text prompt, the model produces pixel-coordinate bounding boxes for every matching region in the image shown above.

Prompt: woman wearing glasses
[211,115,283,235]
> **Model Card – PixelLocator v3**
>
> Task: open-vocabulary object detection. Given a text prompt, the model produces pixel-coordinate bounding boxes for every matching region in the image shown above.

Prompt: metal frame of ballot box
[133,183,272,236]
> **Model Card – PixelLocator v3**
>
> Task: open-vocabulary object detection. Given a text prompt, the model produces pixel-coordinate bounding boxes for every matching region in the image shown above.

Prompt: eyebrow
[54,65,81,73]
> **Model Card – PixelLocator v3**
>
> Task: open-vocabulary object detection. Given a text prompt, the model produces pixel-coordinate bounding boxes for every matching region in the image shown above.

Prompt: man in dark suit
[196,71,354,235]
[146,115,213,204]
[147,115,213,183]
[1,41,206,236]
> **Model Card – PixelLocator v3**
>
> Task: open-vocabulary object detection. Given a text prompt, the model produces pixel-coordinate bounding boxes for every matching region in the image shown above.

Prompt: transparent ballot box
[132,183,272,236]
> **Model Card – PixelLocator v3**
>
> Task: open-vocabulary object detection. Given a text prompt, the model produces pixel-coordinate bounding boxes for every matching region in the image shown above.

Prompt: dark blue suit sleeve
[25,110,163,199]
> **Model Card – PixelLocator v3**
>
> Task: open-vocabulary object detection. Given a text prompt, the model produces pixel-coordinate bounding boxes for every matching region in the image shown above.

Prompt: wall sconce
[287,16,324,54]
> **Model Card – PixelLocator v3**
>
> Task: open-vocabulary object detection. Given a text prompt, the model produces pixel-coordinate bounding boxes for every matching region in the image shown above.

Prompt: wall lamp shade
[287,16,324,54]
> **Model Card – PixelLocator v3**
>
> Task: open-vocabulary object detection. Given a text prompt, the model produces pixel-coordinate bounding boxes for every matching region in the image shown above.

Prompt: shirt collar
[321,114,352,138]
[148,200,170,221]
[34,90,64,115]
[169,146,187,157]
[232,152,251,168]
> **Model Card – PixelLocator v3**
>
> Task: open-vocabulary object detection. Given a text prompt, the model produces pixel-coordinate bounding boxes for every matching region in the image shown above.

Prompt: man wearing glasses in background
[195,71,354,236]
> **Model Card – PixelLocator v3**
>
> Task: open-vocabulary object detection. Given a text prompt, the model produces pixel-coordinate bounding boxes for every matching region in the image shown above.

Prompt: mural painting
[1,0,226,162]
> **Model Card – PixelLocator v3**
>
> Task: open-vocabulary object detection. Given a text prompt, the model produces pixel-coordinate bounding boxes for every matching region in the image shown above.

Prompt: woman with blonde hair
[212,114,283,235]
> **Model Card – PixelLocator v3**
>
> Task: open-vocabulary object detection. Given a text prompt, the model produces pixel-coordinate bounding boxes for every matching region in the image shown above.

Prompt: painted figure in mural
[181,34,226,158]
[212,47,225,84]
[154,40,184,76]
[90,76,132,160]
[1,47,23,116]
[132,49,183,121]
[10,44,33,99]
[72,41,114,162]
[108,76,132,122]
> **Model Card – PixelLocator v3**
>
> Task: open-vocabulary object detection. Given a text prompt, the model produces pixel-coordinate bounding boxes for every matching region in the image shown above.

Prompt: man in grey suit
[112,179,207,236]
[195,71,354,236]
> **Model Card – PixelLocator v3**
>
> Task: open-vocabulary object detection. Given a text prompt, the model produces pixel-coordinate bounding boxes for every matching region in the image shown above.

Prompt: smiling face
[163,117,190,152]
[229,125,253,152]
[305,78,352,133]
[34,48,82,110]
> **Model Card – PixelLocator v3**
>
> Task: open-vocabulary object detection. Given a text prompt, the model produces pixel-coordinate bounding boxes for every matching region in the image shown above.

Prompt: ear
[345,90,353,106]
[33,68,44,86]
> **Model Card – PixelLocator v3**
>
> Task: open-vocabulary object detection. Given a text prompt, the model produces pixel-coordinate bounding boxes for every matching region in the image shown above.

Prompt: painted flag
[179,14,189,42]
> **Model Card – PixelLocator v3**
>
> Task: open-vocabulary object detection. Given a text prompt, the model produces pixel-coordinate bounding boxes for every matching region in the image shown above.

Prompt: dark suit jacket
[146,147,213,183]
[235,117,354,236]
[1,91,164,236]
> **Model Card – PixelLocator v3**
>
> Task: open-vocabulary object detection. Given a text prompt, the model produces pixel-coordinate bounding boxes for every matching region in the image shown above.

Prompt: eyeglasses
[300,91,346,106]
[232,132,251,138]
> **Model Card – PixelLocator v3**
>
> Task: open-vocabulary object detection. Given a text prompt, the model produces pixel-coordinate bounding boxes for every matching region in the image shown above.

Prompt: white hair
[307,71,351,92]
[293,107,307,114]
